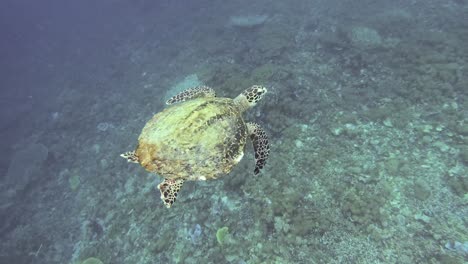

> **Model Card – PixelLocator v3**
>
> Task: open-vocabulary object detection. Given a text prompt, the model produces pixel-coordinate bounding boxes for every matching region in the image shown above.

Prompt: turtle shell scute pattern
[221,115,247,172]
[136,97,248,181]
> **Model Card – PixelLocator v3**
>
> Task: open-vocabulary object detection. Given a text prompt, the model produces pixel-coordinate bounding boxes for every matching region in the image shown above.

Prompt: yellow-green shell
[136,97,247,181]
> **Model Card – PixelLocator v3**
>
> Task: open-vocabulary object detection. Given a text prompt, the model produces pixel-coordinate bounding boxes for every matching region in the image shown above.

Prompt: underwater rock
[349,26,382,48]
[0,143,48,222]
[164,74,203,102]
[0,98,33,132]
[228,15,268,28]
[4,143,48,192]
[81,257,104,264]
[96,122,114,132]
[188,224,203,244]
[445,241,468,256]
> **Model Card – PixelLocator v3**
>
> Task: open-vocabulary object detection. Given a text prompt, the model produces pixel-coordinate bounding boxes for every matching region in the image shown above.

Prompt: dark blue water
[1,0,467,263]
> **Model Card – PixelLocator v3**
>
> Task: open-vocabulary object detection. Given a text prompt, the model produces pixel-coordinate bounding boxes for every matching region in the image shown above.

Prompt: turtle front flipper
[247,123,270,175]
[166,85,216,105]
[157,179,185,208]
[120,151,139,163]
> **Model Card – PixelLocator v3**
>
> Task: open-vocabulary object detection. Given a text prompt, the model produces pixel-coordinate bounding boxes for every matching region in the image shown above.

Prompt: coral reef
[216,226,229,245]
[1,0,467,264]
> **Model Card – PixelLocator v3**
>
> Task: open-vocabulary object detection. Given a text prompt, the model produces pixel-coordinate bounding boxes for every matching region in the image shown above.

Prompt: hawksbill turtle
[121,85,270,208]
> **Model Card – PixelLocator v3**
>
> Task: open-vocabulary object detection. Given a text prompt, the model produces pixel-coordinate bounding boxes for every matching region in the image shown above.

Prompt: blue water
[1,0,467,263]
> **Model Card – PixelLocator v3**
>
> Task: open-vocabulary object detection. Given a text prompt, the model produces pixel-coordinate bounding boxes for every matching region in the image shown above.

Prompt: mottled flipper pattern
[166,85,216,105]
[120,151,139,163]
[247,122,270,175]
[157,179,184,208]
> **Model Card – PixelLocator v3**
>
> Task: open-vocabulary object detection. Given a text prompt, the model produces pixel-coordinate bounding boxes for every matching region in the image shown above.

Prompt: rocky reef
[0,0,467,263]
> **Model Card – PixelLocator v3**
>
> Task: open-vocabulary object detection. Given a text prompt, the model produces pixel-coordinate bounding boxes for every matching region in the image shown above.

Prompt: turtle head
[234,85,267,112]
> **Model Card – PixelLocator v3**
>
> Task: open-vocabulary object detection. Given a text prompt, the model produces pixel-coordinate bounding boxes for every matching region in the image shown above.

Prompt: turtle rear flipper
[157,179,184,208]
[120,151,139,163]
[247,122,270,175]
[166,85,216,105]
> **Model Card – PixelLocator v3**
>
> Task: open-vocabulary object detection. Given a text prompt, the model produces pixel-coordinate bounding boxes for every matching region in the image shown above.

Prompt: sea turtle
[121,85,270,208]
